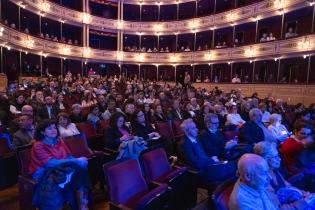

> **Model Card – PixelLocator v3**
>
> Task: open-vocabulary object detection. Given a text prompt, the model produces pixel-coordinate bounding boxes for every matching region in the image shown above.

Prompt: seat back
[156,120,174,140]
[81,107,91,118]
[96,119,109,134]
[172,120,184,137]
[16,146,33,176]
[141,148,172,182]
[76,122,97,139]
[104,159,148,205]
[0,139,12,155]
[212,178,236,210]
[64,133,93,158]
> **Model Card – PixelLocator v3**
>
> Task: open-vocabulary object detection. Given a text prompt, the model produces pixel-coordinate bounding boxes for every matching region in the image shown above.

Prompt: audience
[2,70,314,209]
[254,141,315,209]
[268,113,291,142]
[280,122,314,174]
[57,112,80,138]
[12,114,35,148]
[28,120,90,210]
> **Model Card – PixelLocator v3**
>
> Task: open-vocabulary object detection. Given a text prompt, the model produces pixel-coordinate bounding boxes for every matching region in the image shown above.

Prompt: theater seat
[212,178,237,210]
[103,159,169,210]
[0,139,18,190]
[140,148,196,209]
[76,122,103,150]
[16,145,36,210]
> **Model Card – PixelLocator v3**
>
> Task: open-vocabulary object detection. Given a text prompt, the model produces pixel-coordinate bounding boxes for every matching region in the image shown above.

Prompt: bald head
[238,153,270,191]
[21,105,33,116]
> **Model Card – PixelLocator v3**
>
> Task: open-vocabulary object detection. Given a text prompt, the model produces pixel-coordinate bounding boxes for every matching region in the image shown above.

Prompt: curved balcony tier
[1,23,314,64]
[10,0,308,34]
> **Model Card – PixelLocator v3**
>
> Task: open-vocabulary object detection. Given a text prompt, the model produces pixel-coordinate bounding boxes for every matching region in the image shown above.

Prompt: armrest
[287,172,304,185]
[109,201,133,210]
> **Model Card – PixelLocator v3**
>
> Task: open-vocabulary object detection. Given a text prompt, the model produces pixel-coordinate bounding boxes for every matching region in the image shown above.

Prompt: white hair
[269,113,281,124]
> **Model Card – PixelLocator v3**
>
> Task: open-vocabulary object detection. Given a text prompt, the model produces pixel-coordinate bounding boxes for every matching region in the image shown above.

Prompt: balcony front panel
[1,23,314,64]
[10,0,307,34]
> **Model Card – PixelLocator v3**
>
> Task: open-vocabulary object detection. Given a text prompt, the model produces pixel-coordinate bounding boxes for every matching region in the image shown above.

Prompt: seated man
[168,99,185,121]
[200,114,237,161]
[179,119,236,183]
[239,108,275,146]
[229,153,315,210]
[13,114,35,148]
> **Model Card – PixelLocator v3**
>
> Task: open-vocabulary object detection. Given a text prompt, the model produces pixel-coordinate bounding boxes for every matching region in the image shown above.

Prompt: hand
[211,156,220,162]
[30,139,36,145]
[304,194,315,205]
[120,134,132,141]
[76,157,88,168]
[225,140,237,149]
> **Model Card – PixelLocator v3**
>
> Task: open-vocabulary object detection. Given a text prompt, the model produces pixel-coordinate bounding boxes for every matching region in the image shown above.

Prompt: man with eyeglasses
[200,113,237,162]
[281,122,314,175]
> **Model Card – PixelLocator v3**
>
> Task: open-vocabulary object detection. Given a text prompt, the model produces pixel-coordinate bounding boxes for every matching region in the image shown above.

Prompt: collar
[187,136,197,143]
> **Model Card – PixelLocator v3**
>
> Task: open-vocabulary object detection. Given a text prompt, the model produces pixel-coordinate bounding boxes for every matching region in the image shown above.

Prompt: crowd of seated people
[2,19,80,45]
[1,70,315,209]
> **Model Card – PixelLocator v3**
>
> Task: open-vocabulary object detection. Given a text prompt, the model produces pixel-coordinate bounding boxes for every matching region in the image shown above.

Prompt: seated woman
[268,113,291,142]
[87,105,102,128]
[254,141,315,208]
[57,112,80,138]
[132,110,173,154]
[10,92,26,115]
[281,122,314,175]
[132,110,160,141]
[143,103,153,123]
[226,105,245,127]
[153,104,167,122]
[28,119,90,210]
[56,94,68,111]
[104,112,133,150]
[69,104,86,123]
[196,104,211,130]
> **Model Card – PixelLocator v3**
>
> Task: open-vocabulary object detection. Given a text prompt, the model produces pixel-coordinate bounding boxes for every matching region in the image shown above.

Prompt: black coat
[104,127,124,150]
[168,108,184,120]
[132,122,155,141]
[239,121,264,145]
[199,129,226,158]
[36,105,59,120]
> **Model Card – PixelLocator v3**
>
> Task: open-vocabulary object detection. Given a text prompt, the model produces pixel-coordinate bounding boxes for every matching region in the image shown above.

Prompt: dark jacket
[132,122,155,141]
[178,136,212,172]
[13,129,34,148]
[69,114,86,123]
[199,129,226,158]
[239,121,264,145]
[104,127,124,150]
[154,112,167,122]
[36,105,59,120]
[168,108,184,120]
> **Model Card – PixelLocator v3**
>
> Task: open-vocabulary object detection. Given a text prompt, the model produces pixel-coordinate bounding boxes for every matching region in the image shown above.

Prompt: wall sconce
[0,27,4,36]
[188,19,199,31]
[274,0,286,11]
[170,55,177,63]
[61,46,70,55]
[81,13,91,24]
[18,2,26,9]
[136,54,145,62]
[117,51,124,61]
[297,38,311,50]
[83,47,91,57]
[25,38,35,48]
[154,24,162,33]
[117,21,124,30]
[39,1,50,13]
[204,52,212,60]
[226,12,236,23]
[245,47,255,57]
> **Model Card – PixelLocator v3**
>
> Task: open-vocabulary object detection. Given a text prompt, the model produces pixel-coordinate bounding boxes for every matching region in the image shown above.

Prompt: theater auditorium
[0,0,315,209]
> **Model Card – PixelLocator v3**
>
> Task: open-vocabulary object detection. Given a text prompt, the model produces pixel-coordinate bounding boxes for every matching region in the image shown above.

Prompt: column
[255,20,258,43]
[40,55,43,77]
[0,47,2,73]
[18,6,21,31]
[211,29,215,48]
[193,32,196,51]
[307,56,311,84]
[312,4,315,33]
[280,13,285,39]
[276,59,281,83]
